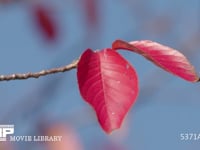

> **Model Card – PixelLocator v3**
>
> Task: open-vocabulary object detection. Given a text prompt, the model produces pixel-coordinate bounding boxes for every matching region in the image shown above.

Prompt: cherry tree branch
[0,59,79,81]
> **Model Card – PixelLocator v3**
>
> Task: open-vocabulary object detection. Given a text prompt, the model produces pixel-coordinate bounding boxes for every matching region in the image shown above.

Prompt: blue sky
[0,0,200,149]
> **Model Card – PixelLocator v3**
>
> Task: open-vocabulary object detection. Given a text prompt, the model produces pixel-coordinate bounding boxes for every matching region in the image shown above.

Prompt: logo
[0,125,14,141]
[0,124,62,142]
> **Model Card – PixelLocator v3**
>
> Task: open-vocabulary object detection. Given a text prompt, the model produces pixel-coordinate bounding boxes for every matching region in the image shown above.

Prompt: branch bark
[0,59,79,81]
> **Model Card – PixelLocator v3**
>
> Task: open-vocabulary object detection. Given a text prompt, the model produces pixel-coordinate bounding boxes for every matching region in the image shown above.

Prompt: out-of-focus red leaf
[0,141,13,150]
[43,124,83,150]
[0,0,12,4]
[33,4,58,41]
[112,39,200,82]
[84,0,98,28]
[77,48,138,133]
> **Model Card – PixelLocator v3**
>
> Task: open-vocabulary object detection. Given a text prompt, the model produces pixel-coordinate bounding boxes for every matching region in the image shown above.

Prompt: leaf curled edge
[112,39,199,82]
[77,48,139,133]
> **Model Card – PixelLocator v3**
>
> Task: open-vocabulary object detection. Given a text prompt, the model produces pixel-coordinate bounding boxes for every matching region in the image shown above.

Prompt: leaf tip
[104,126,120,134]
[112,39,124,50]
[190,76,200,82]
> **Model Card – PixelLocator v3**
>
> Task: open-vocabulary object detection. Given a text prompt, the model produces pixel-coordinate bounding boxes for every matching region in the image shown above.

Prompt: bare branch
[0,59,79,81]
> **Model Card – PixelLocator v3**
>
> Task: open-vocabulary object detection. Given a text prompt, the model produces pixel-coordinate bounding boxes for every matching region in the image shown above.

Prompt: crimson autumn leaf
[77,48,138,133]
[112,39,200,82]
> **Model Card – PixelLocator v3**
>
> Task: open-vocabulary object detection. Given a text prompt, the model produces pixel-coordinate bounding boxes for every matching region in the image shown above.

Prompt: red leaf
[77,49,138,133]
[112,39,199,82]
[33,4,58,41]
[42,124,83,150]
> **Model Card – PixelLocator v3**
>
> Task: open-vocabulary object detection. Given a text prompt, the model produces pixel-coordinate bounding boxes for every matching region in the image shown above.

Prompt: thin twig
[0,59,79,81]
